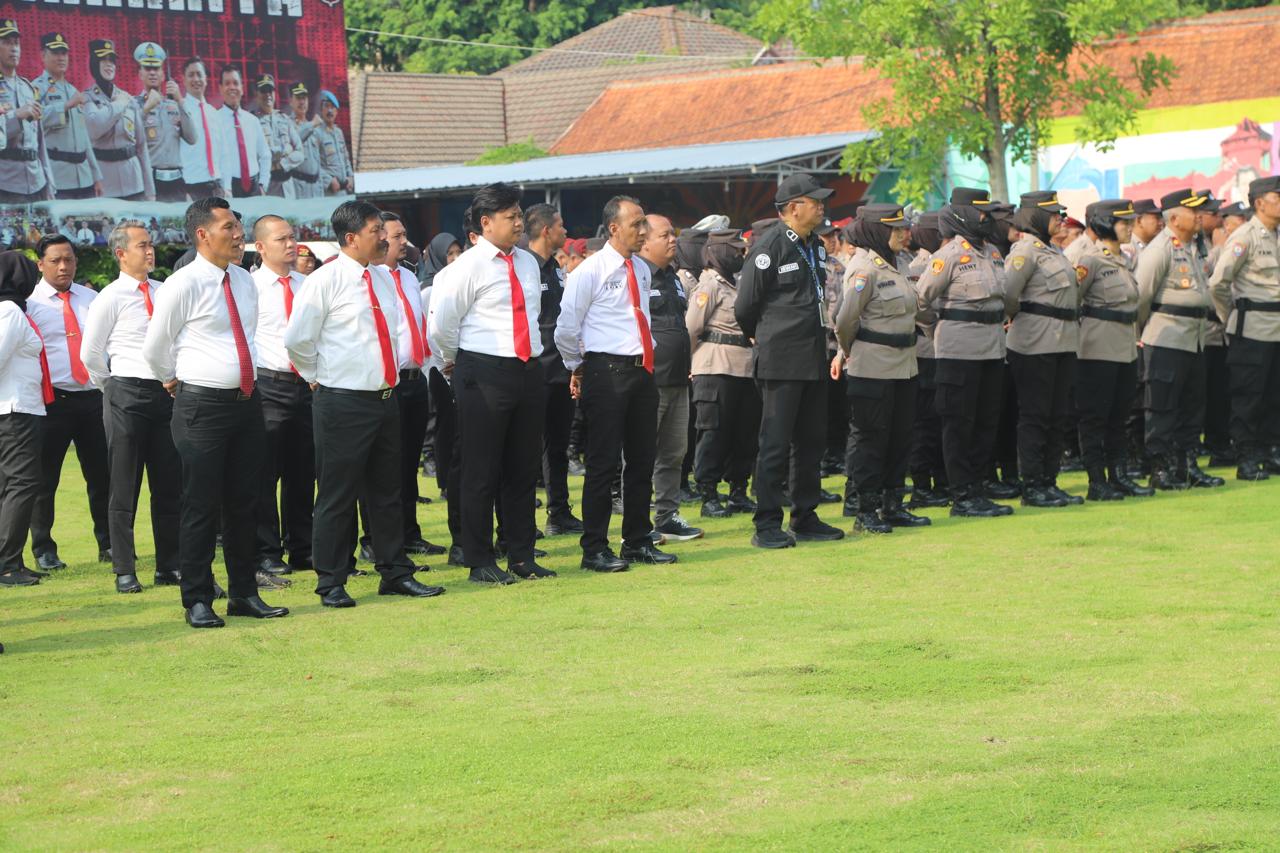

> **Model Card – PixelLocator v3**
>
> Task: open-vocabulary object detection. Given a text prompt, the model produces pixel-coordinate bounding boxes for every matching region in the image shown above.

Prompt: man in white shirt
[81,221,181,595]
[284,200,445,608]
[0,251,49,588]
[25,235,112,571]
[178,56,228,198]
[555,195,674,572]
[249,214,313,577]
[430,183,552,584]
[142,197,287,628]
[216,66,270,198]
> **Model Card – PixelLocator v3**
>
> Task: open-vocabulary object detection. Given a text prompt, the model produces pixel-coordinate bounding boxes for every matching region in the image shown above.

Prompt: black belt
[256,367,304,385]
[177,382,254,402]
[855,328,916,348]
[110,376,165,390]
[1234,297,1280,336]
[1017,301,1078,322]
[93,147,135,163]
[318,385,393,401]
[938,307,1004,324]
[0,148,38,162]
[289,168,319,183]
[1081,304,1136,324]
[1152,303,1208,319]
[270,169,290,183]
[48,149,88,164]
[700,331,751,347]
[399,368,423,381]
[585,351,649,368]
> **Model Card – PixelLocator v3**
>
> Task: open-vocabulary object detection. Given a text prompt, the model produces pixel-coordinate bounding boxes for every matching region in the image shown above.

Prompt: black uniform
[534,249,576,524]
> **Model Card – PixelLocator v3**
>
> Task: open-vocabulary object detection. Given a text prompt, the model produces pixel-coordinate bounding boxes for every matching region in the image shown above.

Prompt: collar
[599,241,630,272]
[191,252,233,280]
[335,250,371,277]
[475,235,515,262]
[114,273,152,288]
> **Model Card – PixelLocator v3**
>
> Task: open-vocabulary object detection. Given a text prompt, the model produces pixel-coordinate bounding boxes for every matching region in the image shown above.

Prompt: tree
[755,0,1182,204]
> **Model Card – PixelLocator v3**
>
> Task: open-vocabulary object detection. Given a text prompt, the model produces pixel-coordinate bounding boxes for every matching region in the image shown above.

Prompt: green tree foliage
[755,0,1188,204]
[466,138,550,165]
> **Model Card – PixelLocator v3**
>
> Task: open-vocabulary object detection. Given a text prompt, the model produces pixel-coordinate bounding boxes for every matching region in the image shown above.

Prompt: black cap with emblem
[90,39,117,59]
[950,187,993,206]
[257,73,276,91]
[0,19,19,39]
[857,203,909,227]
[775,173,833,205]
[41,33,69,52]
[1085,199,1137,241]
[1218,201,1249,220]
[1131,198,1160,216]
[289,81,309,97]
[1247,176,1280,206]
[1018,191,1067,214]
[815,218,837,236]
[1160,188,1209,211]
[706,229,747,250]
[1195,190,1221,214]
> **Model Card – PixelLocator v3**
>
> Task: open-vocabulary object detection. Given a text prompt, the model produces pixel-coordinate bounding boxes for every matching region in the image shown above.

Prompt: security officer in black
[736,173,845,548]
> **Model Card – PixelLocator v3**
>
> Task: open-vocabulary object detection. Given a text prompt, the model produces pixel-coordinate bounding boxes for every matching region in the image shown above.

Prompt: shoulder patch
[853,273,868,292]
[754,254,771,270]
[930,258,945,275]
[696,291,708,307]
[1034,241,1044,249]
[872,255,885,267]
[818,245,827,261]
[1076,265,1087,281]
[1232,243,1245,258]
[1011,256,1026,270]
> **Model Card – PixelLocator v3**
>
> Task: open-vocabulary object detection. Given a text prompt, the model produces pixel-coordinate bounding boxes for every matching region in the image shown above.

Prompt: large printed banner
[0,0,353,247]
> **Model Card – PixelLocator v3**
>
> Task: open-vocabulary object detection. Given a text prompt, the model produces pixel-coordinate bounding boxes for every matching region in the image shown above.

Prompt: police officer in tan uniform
[833,204,930,534]
[0,19,56,203]
[1135,188,1224,490]
[253,74,303,197]
[904,213,950,509]
[1003,191,1083,508]
[133,41,195,202]
[83,40,153,200]
[1209,175,1280,480]
[917,189,1014,518]
[34,33,101,200]
[287,82,323,198]
[1074,200,1153,500]
[1194,192,1232,467]
[314,89,353,196]
[687,229,759,519]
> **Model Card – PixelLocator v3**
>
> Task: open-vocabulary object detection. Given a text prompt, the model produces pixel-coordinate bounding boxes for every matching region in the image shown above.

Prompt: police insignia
[1232,243,1245,258]
[959,255,972,264]
[1011,256,1025,270]
[991,251,1001,260]
[930,258,945,275]
[754,254,771,270]
[1178,264,1188,273]
[1179,278,1191,288]
[872,256,885,267]
[818,246,827,261]
[853,273,868,292]
[696,292,709,307]
[1076,265,1087,281]
[1034,241,1043,249]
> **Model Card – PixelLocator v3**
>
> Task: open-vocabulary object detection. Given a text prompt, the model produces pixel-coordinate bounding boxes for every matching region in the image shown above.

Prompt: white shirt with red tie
[180,94,230,190]
[81,272,164,389]
[555,241,654,372]
[251,266,306,373]
[379,262,430,371]
[0,300,48,416]
[26,279,99,392]
[217,104,272,192]
[427,235,542,364]
[283,250,405,391]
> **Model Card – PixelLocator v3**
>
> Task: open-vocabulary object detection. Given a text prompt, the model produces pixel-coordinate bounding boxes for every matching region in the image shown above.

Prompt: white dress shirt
[0,301,47,416]
[428,237,543,363]
[26,280,98,392]
[142,253,259,389]
[218,105,272,188]
[419,282,446,375]
[252,266,306,372]
[180,94,228,187]
[283,251,405,391]
[380,263,430,370]
[82,273,163,387]
[555,241,654,371]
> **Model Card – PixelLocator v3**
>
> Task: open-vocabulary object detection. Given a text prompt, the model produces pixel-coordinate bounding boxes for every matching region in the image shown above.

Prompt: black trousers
[542,380,575,518]
[825,354,849,460]
[1007,351,1076,481]
[846,375,917,495]
[753,378,826,532]
[1203,344,1231,452]
[1075,358,1138,471]
[454,351,545,567]
[170,386,264,609]
[0,413,42,573]
[256,374,314,563]
[692,374,760,489]
[427,368,463,545]
[1144,345,1206,457]
[230,178,263,198]
[935,358,1004,491]
[910,358,946,488]
[312,386,414,594]
[103,378,180,575]
[357,374,433,548]
[153,176,186,202]
[1227,335,1280,456]
[993,361,1019,480]
[30,389,110,558]
[580,354,657,554]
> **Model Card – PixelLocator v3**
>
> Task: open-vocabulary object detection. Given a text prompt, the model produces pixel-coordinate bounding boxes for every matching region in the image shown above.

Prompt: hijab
[702,240,745,282]
[419,232,459,288]
[0,251,41,313]
[90,56,115,99]
[939,204,987,246]
[675,231,709,278]
[848,216,895,268]
[910,213,943,255]
[1013,205,1055,245]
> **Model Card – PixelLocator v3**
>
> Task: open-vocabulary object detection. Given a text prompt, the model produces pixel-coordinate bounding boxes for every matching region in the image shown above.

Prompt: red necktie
[233,110,251,193]
[389,268,425,367]
[138,280,153,318]
[58,291,90,385]
[24,314,55,405]
[279,276,299,375]
[498,253,531,361]
[364,269,397,388]
[221,273,255,397]
[623,258,654,373]
[198,102,215,178]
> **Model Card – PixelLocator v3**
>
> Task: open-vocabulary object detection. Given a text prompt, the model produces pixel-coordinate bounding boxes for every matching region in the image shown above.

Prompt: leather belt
[177,382,253,402]
[289,168,319,182]
[399,368,422,381]
[48,149,88,164]
[700,331,751,347]
[1080,304,1137,324]
[318,385,393,401]
[1233,297,1280,336]
[585,351,648,368]
[855,328,916,348]
[0,148,39,162]
[93,147,135,163]
[1152,303,1208,319]
[270,169,290,183]
[256,367,304,385]
[1017,301,1078,321]
[110,376,165,390]
[938,307,1004,324]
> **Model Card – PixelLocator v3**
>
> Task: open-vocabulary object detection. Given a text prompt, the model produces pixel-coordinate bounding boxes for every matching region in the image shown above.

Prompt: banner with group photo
[0,0,353,248]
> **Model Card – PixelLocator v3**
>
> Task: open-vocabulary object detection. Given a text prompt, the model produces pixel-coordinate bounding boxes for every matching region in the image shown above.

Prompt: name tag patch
[778,262,800,273]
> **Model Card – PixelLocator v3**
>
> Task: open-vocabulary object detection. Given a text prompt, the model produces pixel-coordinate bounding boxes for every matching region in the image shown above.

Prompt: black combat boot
[1186,451,1224,488]
[841,481,859,518]
[1236,453,1270,481]
[726,483,756,513]
[854,492,892,534]
[1086,467,1125,501]
[881,489,930,528]
[1149,453,1189,491]
[699,483,732,518]
[1022,479,1067,507]
[1046,480,1084,505]
[1109,462,1154,497]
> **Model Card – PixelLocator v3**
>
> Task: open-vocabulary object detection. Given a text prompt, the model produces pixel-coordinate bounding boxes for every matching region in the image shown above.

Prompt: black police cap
[706,229,747,249]
[1018,191,1066,213]
[1248,176,1280,202]
[950,187,992,206]
[41,32,69,52]
[775,174,833,205]
[1085,199,1137,223]
[1131,199,1160,216]
[1218,202,1249,219]
[857,203,908,227]
[1159,188,1209,211]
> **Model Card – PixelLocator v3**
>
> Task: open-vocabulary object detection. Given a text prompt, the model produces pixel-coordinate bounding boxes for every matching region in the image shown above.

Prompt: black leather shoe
[983,478,1022,500]
[700,496,733,518]
[258,557,289,576]
[256,570,291,590]
[620,542,677,564]
[1086,481,1126,501]
[447,545,466,567]
[1021,484,1067,508]
[35,552,66,571]
[751,528,796,549]
[788,518,844,542]
[320,586,357,608]
[379,575,446,597]
[0,568,40,587]
[98,548,112,563]
[581,550,630,572]
[416,495,433,505]
[227,595,289,618]
[1046,484,1084,506]
[154,569,181,586]
[115,573,143,594]
[855,510,892,534]
[23,565,49,578]
[908,485,951,509]
[405,538,447,556]
[469,564,517,585]
[510,561,557,579]
[1109,465,1154,497]
[544,513,584,536]
[185,602,225,628]
[1236,458,1270,481]
[1186,454,1225,488]
[881,492,931,528]
[358,542,376,563]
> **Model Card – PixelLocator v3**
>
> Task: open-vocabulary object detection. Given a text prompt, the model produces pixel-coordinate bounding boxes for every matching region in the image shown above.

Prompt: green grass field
[2,462,1279,851]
